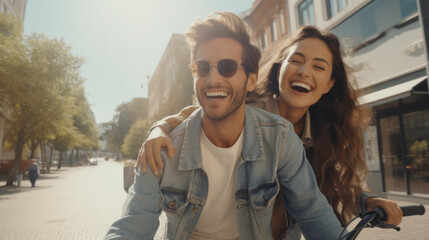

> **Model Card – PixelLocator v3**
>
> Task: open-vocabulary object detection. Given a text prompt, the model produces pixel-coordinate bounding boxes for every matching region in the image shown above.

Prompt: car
[89,158,98,166]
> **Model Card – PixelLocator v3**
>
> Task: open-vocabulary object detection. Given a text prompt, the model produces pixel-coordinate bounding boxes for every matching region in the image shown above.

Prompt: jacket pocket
[160,187,189,238]
[249,180,280,234]
[160,187,188,214]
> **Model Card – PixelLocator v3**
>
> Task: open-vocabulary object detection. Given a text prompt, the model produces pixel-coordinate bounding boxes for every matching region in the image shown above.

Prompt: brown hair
[185,12,261,76]
[249,26,370,225]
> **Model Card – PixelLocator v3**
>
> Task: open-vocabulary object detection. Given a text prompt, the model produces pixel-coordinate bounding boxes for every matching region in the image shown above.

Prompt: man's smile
[206,90,228,100]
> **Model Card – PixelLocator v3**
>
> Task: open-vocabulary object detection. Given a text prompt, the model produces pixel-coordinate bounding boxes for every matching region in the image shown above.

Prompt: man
[105,12,343,240]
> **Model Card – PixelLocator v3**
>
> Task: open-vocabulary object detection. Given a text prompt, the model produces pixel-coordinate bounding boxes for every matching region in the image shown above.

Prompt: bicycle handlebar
[340,204,426,240]
[374,204,426,221]
[400,205,425,217]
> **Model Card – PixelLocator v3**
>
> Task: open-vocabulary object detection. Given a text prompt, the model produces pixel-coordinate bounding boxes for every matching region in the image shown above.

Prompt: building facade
[287,0,429,203]
[0,0,27,20]
[147,34,193,123]
[0,0,28,159]
[244,0,290,52]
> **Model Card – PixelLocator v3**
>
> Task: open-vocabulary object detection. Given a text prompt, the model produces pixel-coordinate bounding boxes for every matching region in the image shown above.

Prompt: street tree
[1,15,85,186]
[101,98,147,157]
[68,86,99,165]
[121,118,149,159]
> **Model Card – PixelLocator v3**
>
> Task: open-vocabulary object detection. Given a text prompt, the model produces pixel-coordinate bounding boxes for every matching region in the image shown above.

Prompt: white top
[190,129,244,240]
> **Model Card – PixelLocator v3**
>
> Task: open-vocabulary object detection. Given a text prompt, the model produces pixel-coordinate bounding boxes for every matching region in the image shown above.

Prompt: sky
[23,0,255,124]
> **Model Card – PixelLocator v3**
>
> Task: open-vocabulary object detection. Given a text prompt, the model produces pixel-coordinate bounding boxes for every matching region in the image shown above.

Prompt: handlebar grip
[400,205,426,217]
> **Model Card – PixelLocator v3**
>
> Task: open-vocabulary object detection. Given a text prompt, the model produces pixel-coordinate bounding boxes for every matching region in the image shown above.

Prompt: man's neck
[201,108,245,148]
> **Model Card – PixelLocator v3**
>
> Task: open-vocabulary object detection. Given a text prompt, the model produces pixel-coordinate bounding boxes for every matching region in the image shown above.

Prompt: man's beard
[197,79,248,121]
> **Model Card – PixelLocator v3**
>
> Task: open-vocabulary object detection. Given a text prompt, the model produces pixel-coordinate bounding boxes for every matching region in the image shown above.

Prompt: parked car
[89,158,98,166]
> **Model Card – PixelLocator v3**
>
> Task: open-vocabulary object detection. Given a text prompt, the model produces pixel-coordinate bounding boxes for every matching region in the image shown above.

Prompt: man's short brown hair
[185,12,261,76]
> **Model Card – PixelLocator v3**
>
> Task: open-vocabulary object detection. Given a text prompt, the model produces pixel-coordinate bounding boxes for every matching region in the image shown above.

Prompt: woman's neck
[277,98,308,136]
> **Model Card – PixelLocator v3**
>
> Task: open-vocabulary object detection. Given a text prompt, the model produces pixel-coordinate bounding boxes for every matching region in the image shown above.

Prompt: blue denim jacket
[105,106,343,240]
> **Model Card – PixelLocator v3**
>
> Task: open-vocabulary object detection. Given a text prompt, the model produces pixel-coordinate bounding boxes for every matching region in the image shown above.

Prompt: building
[0,0,28,159]
[286,0,429,203]
[147,34,193,123]
[244,0,289,52]
[0,0,27,20]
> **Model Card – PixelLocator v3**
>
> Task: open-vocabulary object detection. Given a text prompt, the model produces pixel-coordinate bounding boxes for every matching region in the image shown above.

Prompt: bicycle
[338,204,426,240]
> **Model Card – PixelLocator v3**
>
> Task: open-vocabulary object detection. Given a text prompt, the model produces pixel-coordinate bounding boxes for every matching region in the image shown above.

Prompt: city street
[0,159,166,240]
[0,159,428,240]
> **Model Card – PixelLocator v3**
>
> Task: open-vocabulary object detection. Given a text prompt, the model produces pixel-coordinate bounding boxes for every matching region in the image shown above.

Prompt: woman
[137,26,402,239]
[27,159,39,187]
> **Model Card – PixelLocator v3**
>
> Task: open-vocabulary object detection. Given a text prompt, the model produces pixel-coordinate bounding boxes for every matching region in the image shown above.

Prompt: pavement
[0,160,134,240]
[0,160,427,240]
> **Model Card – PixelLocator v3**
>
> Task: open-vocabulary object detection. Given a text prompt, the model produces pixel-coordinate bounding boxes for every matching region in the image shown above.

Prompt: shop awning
[358,76,428,106]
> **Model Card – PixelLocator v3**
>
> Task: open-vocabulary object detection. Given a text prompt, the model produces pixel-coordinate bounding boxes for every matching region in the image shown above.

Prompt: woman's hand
[365,197,403,225]
[135,127,175,176]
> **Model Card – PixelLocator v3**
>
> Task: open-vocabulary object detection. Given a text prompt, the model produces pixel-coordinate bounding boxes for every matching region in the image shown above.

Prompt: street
[0,159,428,240]
[0,159,166,240]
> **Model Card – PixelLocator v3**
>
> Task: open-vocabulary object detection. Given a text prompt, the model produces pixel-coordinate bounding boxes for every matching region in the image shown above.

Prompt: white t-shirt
[190,129,244,240]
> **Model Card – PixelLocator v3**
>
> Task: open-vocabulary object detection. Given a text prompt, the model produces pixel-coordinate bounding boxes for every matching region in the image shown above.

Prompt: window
[378,98,429,195]
[326,0,349,19]
[279,9,285,35]
[259,30,266,50]
[331,0,418,52]
[270,18,277,42]
[299,0,315,26]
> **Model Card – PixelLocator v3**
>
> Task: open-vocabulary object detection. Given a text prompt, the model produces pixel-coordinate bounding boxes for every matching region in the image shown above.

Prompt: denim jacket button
[192,207,198,213]
[168,201,176,209]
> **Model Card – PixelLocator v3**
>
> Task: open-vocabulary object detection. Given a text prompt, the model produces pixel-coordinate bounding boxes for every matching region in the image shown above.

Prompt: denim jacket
[105,106,343,240]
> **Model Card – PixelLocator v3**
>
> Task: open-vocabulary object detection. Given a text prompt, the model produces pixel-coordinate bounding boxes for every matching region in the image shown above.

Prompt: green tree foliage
[121,119,149,159]
[0,15,24,98]
[101,98,148,156]
[71,86,99,152]
[0,15,97,185]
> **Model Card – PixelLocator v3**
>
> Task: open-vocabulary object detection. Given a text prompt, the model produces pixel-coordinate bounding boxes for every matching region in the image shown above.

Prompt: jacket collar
[178,106,265,171]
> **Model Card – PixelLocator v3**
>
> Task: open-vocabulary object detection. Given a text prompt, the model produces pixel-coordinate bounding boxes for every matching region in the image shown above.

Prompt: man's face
[193,38,256,121]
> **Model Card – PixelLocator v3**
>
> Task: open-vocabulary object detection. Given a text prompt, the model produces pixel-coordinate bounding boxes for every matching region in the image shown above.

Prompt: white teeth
[290,82,311,91]
[206,91,228,97]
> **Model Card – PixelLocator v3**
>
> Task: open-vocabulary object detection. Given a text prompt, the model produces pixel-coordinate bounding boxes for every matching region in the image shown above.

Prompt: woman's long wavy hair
[247,26,371,225]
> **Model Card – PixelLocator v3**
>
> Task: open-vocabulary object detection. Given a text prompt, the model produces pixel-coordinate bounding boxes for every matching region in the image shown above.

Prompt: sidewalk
[0,161,127,240]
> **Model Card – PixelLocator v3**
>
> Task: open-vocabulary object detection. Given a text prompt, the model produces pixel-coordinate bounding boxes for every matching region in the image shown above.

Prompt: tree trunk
[76,149,80,165]
[40,140,46,173]
[29,139,39,159]
[6,128,25,186]
[68,148,75,166]
[57,151,63,169]
[47,145,53,173]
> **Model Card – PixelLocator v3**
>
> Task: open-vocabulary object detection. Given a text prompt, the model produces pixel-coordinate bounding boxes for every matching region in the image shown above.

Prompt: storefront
[368,78,429,199]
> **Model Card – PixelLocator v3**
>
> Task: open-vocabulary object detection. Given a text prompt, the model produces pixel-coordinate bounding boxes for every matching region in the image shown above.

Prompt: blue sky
[24,0,254,124]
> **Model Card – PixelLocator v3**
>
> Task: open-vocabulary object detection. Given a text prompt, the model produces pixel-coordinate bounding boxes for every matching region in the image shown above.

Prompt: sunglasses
[191,59,245,78]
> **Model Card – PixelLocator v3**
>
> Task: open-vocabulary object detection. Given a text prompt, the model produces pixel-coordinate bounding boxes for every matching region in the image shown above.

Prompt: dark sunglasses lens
[218,59,238,77]
[195,61,210,78]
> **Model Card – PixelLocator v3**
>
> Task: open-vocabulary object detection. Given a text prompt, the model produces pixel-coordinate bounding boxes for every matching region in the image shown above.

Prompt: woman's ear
[323,78,335,94]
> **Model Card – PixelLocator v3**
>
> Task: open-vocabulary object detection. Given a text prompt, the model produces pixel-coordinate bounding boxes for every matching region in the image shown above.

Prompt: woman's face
[278,37,335,111]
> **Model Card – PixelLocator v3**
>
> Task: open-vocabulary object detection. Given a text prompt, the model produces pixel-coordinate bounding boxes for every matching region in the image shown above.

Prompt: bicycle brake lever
[369,221,400,231]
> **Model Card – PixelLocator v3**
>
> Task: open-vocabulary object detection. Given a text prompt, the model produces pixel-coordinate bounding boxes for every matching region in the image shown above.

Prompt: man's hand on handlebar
[136,127,175,176]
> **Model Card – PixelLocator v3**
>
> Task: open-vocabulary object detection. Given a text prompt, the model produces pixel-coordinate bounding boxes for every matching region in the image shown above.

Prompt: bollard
[15,174,23,187]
